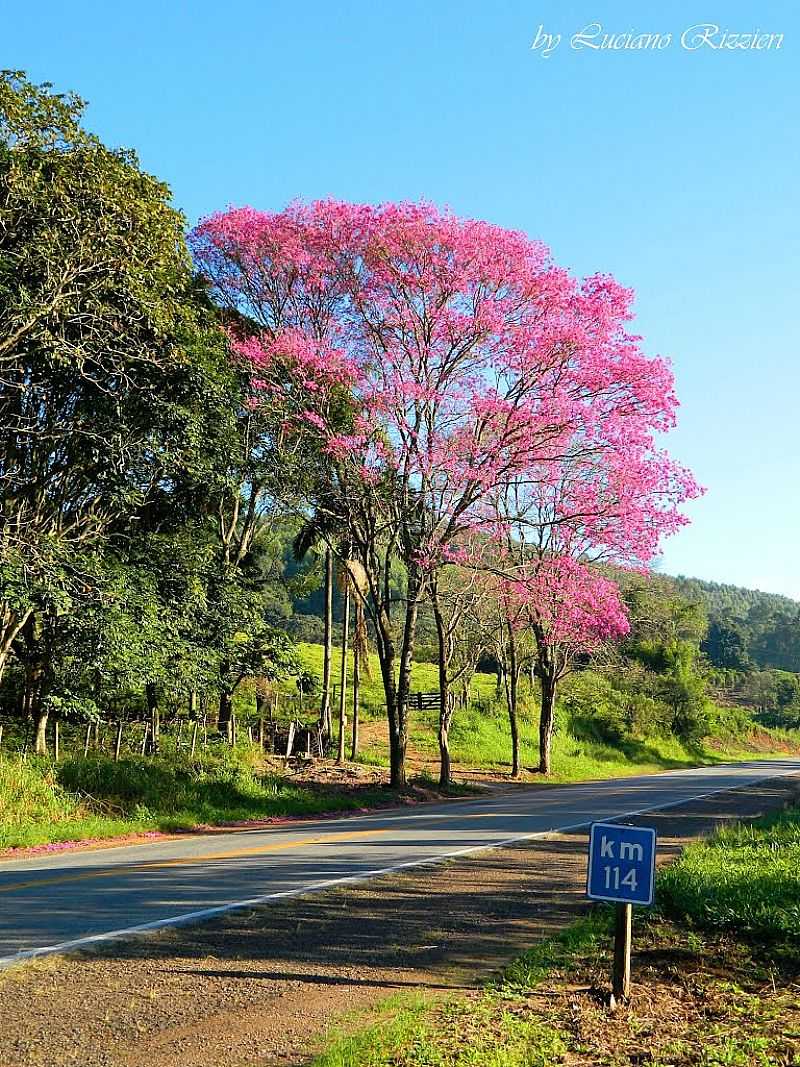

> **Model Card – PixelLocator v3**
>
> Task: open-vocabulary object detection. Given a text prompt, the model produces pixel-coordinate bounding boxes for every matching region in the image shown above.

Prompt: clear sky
[5,0,799,598]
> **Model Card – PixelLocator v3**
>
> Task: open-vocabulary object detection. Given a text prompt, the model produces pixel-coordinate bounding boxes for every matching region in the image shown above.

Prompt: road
[1,758,798,967]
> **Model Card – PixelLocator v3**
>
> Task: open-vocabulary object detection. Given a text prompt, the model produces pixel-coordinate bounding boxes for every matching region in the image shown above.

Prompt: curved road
[1,758,798,967]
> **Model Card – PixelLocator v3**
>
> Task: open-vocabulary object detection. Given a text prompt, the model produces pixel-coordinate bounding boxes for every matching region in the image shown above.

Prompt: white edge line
[1,766,796,971]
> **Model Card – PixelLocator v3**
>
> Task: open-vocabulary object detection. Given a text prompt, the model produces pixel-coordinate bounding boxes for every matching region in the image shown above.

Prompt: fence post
[190,721,198,757]
[83,723,92,757]
[285,720,296,758]
[140,721,149,756]
[53,720,60,762]
[114,722,123,762]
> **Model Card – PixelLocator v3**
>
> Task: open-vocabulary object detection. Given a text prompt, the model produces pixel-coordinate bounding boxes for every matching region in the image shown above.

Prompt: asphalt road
[1,758,799,967]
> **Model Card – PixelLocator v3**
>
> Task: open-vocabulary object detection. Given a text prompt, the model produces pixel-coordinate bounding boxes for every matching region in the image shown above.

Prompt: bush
[659,672,709,743]
[560,672,633,744]
[55,742,266,817]
[0,755,76,831]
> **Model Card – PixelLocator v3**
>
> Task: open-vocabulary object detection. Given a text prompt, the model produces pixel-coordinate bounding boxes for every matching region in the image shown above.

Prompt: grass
[0,741,399,851]
[310,992,567,1067]
[287,644,796,783]
[356,697,786,785]
[659,804,800,945]
[308,806,800,1066]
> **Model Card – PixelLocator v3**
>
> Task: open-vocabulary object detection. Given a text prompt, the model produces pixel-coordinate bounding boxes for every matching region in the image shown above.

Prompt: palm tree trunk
[320,546,334,741]
[351,639,360,760]
[337,581,351,763]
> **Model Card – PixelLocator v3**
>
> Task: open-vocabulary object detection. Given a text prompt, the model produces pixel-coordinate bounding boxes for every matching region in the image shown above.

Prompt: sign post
[587,823,657,1004]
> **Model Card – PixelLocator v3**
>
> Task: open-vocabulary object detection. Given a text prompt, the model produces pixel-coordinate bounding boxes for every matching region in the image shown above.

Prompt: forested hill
[667,574,800,673]
[671,575,798,620]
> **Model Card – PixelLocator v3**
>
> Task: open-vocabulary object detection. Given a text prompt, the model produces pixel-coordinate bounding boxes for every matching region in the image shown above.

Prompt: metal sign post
[587,823,657,1004]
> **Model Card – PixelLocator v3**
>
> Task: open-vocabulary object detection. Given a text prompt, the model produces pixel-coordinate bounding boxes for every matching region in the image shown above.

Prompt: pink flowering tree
[191,200,697,787]
[477,271,702,774]
[502,559,630,774]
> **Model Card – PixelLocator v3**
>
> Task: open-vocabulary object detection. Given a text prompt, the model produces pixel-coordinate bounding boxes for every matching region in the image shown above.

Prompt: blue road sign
[587,823,657,906]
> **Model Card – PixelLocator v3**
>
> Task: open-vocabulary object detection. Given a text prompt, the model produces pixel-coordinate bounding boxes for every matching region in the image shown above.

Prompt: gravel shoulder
[2,774,798,1067]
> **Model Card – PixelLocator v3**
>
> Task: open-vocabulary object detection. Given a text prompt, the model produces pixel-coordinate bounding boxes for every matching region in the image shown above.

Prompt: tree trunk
[431,586,453,790]
[0,607,31,687]
[374,611,402,787]
[351,641,360,761]
[146,683,160,753]
[218,688,234,744]
[337,581,351,763]
[34,708,49,757]
[505,625,521,779]
[508,674,520,779]
[0,645,11,689]
[367,561,422,790]
[539,676,557,775]
[255,689,268,720]
[320,546,334,741]
[392,570,422,789]
[188,689,198,718]
[438,714,453,789]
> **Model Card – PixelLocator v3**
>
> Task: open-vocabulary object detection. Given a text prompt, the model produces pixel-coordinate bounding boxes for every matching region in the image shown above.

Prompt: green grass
[498,911,613,990]
[309,992,567,1067]
[5,643,795,851]
[397,699,767,784]
[659,804,800,946]
[0,742,399,851]
[307,916,611,1067]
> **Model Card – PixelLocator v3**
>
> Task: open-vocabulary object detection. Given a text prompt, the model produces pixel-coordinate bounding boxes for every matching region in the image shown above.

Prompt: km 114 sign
[587,823,657,906]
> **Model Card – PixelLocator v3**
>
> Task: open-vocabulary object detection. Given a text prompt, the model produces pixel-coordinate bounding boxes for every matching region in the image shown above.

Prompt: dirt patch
[1,776,798,1067]
[504,920,800,1065]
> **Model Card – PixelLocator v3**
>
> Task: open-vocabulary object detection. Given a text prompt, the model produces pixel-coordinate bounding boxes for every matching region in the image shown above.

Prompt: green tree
[702,618,751,670]
[0,71,203,690]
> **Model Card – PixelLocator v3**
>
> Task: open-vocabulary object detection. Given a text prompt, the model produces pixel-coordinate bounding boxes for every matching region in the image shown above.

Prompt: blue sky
[5,1,799,597]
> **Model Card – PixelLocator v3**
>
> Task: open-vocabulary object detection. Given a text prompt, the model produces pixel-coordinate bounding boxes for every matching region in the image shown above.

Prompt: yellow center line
[0,827,391,895]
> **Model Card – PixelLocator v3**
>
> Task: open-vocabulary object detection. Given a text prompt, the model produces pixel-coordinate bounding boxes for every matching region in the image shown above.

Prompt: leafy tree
[702,618,750,670]
[0,71,203,691]
[750,608,800,673]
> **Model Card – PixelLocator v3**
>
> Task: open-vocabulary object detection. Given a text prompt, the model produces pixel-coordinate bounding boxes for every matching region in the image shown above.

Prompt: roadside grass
[3,641,795,851]
[287,645,796,782]
[308,807,800,1067]
[0,742,400,851]
[658,804,800,947]
[354,698,786,785]
[310,991,567,1067]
